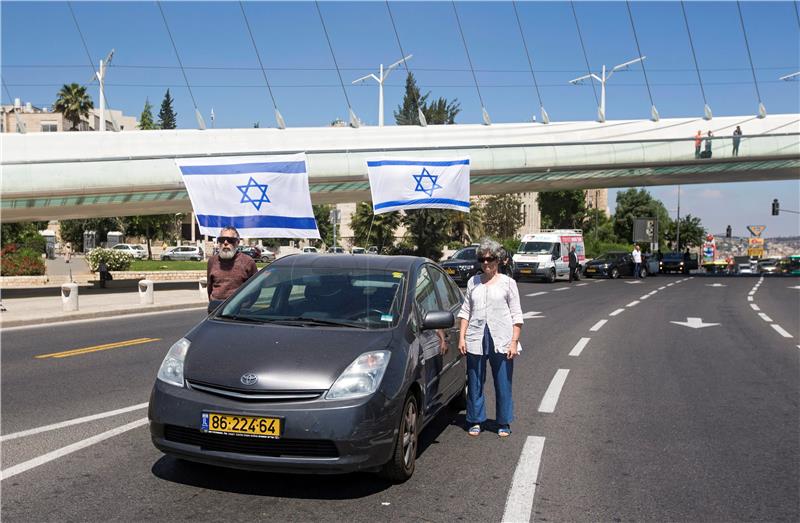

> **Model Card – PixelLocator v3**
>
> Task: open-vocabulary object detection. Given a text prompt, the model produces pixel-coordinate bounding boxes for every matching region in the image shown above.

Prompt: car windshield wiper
[216,314,266,324]
[272,316,367,329]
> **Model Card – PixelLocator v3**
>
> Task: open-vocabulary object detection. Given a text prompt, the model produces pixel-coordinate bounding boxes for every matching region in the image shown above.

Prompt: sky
[2,1,799,237]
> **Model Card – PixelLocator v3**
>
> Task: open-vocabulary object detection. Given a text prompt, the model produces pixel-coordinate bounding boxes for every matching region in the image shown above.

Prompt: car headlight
[157,337,190,387]
[680,262,684,266]
[326,350,391,400]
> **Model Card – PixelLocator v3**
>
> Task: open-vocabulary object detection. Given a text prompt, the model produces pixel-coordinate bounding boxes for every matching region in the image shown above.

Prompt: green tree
[158,89,177,129]
[138,98,157,130]
[394,72,461,125]
[120,214,177,259]
[425,96,461,125]
[538,190,586,229]
[664,214,705,251]
[350,202,400,252]
[402,209,450,261]
[483,194,524,240]
[1,221,48,247]
[312,204,334,247]
[582,208,617,244]
[612,188,671,247]
[59,217,122,252]
[447,197,484,245]
[53,83,93,130]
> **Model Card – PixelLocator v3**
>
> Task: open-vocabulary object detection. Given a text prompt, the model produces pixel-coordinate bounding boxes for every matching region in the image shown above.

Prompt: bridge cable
[512,1,549,123]
[385,1,427,126]
[2,79,26,133]
[795,0,800,29]
[736,0,766,118]
[239,2,285,129]
[569,1,599,107]
[314,1,360,127]
[451,1,491,125]
[66,2,121,132]
[156,1,206,129]
[680,1,712,120]
[625,0,659,121]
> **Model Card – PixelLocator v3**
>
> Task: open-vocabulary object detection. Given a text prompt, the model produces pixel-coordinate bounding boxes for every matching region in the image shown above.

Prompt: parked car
[757,259,778,274]
[351,247,366,255]
[583,251,654,279]
[149,254,466,482]
[327,246,346,254]
[237,245,275,263]
[440,246,480,285]
[161,245,204,261]
[367,246,379,255]
[302,246,319,253]
[111,243,147,260]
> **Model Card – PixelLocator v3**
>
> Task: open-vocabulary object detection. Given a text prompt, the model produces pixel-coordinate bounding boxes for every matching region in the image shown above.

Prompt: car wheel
[162,256,171,261]
[610,268,619,279]
[640,267,647,278]
[192,257,201,261]
[546,269,556,283]
[380,393,418,483]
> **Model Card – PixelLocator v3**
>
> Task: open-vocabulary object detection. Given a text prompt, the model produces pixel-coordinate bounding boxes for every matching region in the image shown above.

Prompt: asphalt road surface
[2,275,798,522]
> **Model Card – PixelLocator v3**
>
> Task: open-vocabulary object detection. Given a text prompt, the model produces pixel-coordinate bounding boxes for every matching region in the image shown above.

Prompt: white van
[513,230,586,283]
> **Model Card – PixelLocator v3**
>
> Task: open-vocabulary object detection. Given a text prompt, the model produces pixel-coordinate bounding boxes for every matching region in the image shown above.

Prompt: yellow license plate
[202,412,282,438]
[586,268,596,272]
[446,268,456,275]
[520,269,532,274]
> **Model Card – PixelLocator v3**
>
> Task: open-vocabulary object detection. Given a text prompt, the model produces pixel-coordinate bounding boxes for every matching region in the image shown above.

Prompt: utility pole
[97,49,114,131]
[676,185,682,252]
[352,55,412,127]
[569,56,646,122]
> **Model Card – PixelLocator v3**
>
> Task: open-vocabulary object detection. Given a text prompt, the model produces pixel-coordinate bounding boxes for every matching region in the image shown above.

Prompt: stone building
[1,98,137,133]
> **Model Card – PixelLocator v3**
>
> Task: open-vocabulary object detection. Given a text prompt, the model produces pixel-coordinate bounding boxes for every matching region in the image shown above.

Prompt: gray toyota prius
[149,254,466,482]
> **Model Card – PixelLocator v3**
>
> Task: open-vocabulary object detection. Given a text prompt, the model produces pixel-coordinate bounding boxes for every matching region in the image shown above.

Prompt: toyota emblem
[240,373,258,386]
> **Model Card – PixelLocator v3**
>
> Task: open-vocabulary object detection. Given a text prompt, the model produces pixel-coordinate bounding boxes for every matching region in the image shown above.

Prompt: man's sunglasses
[478,256,497,263]
[217,237,239,245]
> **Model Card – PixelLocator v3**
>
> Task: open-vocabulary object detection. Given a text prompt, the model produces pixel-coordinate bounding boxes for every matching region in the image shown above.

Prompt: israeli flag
[176,153,320,238]
[366,157,471,214]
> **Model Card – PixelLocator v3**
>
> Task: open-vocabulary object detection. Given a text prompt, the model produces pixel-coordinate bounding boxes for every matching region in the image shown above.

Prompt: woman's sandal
[498,427,512,438]
[467,424,482,437]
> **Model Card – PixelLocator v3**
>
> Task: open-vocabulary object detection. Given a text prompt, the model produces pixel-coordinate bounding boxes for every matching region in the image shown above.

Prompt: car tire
[640,267,647,278]
[546,269,556,283]
[191,257,201,262]
[380,393,419,483]
[610,268,619,279]
[162,256,171,261]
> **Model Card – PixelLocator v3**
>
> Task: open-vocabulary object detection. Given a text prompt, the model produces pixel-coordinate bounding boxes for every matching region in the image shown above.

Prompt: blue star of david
[236,177,270,211]
[412,168,443,197]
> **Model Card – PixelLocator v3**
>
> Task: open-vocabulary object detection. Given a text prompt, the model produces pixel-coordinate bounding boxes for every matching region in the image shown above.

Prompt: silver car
[112,243,147,260]
[161,246,204,261]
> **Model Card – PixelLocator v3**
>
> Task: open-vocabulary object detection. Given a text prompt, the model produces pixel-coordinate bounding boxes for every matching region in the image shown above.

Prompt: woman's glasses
[478,256,497,263]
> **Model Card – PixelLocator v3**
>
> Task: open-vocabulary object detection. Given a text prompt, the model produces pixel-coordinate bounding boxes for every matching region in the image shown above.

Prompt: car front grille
[516,262,538,270]
[186,380,324,402]
[164,425,339,458]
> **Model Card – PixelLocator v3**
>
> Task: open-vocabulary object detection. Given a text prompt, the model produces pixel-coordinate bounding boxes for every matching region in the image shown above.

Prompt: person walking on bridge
[732,126,742,157]
[704,130,714,158]
[694,130,703,159]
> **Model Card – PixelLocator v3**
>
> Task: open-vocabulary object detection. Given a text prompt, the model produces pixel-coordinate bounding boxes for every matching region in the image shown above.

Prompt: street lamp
[87,49,119,132]
[779,71,800,81]
[569,56,649,123]
[352,54,412,127]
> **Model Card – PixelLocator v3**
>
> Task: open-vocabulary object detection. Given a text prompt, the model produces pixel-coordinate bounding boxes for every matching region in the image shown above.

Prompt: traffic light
[772,199,780,216]
[726,225,732,238]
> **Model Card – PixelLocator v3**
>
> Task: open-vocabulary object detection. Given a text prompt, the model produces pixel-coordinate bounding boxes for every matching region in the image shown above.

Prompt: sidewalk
[0,284,209,328]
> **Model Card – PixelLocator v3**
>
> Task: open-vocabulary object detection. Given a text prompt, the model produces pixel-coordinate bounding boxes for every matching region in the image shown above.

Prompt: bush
[1,244,46,276]
[584,239,631,259]
[85,248,133,272]
[500,237,521,256]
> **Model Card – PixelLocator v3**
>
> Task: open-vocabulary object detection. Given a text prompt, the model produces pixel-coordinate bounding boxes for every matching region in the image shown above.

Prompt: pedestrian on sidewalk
[207,226,257,301]
[568,245,579,283]
[98,260,112,288]
[458,238,524,439]
[632,244,642,278]
[64,243,72,264]
[694,130,703,159]
[732,126,742,157]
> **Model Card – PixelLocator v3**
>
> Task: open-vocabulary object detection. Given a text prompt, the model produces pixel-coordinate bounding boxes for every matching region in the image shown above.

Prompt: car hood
[183,320,396,391]
[586,259,611,266]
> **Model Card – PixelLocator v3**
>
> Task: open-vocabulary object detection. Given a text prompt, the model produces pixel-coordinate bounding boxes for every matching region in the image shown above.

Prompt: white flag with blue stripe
[176,153,320,238]
[366,157,471,214]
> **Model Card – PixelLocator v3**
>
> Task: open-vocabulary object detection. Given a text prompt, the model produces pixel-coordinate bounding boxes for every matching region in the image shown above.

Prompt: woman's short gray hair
[478,238,503,258]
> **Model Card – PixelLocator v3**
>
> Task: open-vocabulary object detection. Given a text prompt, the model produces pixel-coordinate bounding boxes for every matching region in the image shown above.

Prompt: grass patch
[129,260,271,271]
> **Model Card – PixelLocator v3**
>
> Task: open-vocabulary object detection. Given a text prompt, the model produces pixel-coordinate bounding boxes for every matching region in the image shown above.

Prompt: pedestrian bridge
[2,113,798,222]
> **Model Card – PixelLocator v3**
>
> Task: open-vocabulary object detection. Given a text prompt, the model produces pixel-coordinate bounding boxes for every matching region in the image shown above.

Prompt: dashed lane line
[553,287,570,292]
[658,286,666,290]
[758,313,773,323]
[576,283,588,287]
[639,295,650,300]
[750,304,761,311]
[647,291,657,296]
[526,292,548,297]
[538,369,569,413]
[747,296,754,302]
[667,283,674,287]
[626,300,640,307]
[1,418,149,481]
[589,319,607,332]
[501,436,546,523]
[771,325,793,338]
[0,403,149,442]
[569,337,591,357]
[609,308,624,317]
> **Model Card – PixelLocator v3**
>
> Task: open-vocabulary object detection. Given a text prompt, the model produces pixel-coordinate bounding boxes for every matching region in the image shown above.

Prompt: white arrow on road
[670,317,720,329]
[523,311,545,319]
[705,283,727,287]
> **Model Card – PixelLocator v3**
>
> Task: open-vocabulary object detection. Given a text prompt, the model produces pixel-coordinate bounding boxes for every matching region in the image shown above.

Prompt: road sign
[747,225,766,237]
[670,317,720,329]
[633,218,657,243]
[748,237,765,258]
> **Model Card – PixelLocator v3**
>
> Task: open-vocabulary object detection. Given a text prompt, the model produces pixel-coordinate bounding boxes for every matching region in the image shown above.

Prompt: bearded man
[206,226,258,301]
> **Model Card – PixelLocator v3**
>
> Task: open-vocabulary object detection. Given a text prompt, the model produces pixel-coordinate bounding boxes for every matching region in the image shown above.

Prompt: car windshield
[454,248,476,260]
[595,253,621,262]
[218,267,406,329]
[133,245,145,251]
[518,242,555,254]
[663,253,684,261]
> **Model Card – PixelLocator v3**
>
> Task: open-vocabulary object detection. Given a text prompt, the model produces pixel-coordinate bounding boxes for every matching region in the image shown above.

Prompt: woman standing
[458,238,524,438]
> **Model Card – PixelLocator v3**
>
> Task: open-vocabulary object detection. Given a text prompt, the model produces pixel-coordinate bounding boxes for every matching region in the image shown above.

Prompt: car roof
[272,254,423,272]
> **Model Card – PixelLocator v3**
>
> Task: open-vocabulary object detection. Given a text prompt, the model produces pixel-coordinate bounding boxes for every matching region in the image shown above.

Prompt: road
[2,275,798,522]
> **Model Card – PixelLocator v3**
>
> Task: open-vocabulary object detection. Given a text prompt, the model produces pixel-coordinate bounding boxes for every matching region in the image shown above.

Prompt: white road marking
[523,311,545,319]
[771,325,793,338]
[626,300,640,307]
[538,369,569,413]
[647,291,657,296]
[658,286,666,290]
[569,337,591,357]
[625,281,642,285]
[748,291,755,296]
[667,283,674,287]
[788,285,800,290]
[758,313,773,323]
[609,308,624,317]
[501,436,546,523]
[0,402,149,442]
[670,317,720,329]
[590,319,607,332]
[747,296,753,302]
[553,287,570,292]
[639,295,650,300]
[750,304,760,311]
[576,283,588,287]
[1,418,148,481]
[525,292,548,297]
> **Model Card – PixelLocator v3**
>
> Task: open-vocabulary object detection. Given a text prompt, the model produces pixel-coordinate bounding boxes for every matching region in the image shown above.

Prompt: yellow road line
[36,338,161,359]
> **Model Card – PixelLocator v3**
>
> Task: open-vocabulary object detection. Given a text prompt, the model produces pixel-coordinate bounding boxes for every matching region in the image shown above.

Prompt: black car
[659,252,689,274]
[237,245,275,263]
[440,246,481,285]
[583,251,652,279]
[149,254,466,482]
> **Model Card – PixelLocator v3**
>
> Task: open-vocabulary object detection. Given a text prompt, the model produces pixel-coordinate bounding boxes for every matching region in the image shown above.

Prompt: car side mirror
[552,253,559,261]
[208,299,224,314]
[422,311,454,330]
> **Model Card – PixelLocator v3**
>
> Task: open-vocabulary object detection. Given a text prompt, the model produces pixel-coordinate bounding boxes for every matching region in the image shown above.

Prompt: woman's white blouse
[457,273,524,355]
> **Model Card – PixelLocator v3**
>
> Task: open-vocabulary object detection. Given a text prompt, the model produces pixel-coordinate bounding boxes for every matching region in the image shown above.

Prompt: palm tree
[54,83,93,130]
[447,198,484,245]
[350,202,401,252]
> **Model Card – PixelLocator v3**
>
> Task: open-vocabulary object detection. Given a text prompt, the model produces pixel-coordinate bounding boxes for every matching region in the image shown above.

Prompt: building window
[40,122,58,132]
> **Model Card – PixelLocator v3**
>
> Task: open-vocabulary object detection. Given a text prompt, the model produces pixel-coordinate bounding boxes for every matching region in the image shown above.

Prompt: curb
[0,301,208,329]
